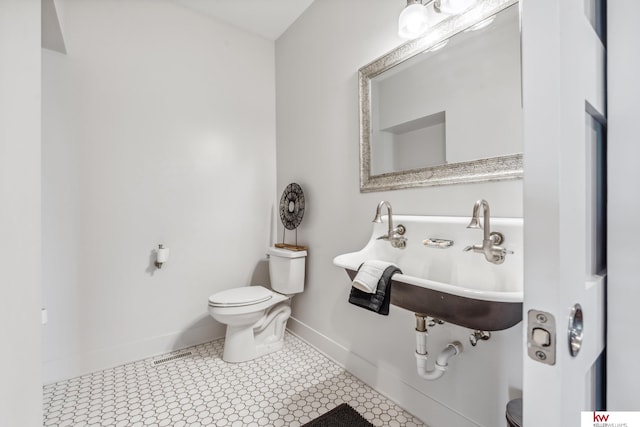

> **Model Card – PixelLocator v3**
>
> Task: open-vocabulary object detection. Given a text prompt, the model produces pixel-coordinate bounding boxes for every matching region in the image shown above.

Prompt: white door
[607,0,640,410]
[521,0,606,425]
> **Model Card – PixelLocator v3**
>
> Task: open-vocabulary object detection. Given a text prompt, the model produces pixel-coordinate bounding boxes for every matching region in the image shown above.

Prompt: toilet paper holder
[155,244,170,269]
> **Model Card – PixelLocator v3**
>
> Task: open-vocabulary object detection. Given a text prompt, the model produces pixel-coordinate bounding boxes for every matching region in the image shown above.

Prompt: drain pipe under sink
[414,314,463,381]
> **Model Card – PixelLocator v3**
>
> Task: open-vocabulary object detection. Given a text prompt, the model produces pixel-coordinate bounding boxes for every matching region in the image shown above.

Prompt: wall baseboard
[44,314,477,426]
[43,321,225,385]
[287,316,479,427]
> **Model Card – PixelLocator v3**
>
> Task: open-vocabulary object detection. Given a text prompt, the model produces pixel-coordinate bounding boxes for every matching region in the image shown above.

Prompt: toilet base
[222,301,291,363]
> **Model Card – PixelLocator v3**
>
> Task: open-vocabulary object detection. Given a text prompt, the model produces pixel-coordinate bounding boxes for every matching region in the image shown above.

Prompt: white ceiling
[171,0,315,41]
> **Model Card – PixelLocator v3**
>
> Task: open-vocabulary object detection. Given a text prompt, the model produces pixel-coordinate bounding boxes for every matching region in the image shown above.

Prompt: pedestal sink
[333,215,523,331]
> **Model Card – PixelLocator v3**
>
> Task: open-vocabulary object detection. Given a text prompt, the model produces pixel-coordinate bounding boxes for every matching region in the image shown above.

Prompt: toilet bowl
[208,247,307,363]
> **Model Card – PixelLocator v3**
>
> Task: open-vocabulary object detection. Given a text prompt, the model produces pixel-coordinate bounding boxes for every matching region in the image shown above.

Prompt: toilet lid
[208,286,273,307]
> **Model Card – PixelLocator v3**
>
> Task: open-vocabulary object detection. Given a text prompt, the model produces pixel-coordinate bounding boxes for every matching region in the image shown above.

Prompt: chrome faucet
[372,201,407,249]
[464,199,512,264]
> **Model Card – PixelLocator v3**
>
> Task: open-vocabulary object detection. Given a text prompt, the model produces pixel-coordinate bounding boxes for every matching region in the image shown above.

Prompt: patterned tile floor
[43,332,425,427]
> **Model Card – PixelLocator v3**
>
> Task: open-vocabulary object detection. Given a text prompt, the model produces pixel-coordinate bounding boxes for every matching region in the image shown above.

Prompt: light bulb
[398,3,430,39]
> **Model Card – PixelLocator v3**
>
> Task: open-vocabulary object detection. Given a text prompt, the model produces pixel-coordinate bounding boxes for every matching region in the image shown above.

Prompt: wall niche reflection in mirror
[360,0,522,192]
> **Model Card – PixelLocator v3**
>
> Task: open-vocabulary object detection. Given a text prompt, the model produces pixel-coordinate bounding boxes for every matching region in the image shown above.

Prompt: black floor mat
[302,403,374,427]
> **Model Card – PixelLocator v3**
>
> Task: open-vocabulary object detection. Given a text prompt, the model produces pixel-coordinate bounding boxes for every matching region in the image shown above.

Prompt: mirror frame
[359,0,521,192]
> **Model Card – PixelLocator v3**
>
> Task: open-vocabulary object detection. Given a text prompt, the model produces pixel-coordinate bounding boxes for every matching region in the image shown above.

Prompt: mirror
[359,0,522,192]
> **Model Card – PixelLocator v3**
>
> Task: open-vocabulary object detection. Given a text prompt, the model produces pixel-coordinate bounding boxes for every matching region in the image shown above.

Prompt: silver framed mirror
[359,0,521,192]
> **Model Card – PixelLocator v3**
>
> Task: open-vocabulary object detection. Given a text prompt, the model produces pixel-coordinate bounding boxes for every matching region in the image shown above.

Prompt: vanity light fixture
[398,0,430,39]
[398,0,480,39]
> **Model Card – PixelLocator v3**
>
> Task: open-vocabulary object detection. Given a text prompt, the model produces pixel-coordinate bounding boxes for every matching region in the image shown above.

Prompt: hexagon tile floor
[43,332,426,427]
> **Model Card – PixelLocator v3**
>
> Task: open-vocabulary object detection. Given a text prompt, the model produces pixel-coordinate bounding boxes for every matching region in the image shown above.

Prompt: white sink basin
[333,215,523,331]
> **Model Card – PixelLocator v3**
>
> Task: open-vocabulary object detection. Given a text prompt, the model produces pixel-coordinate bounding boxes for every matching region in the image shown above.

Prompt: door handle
[568,303,583,357]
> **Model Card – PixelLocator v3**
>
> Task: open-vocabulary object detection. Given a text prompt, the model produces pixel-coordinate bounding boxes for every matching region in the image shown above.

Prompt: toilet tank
[267,246,307,294]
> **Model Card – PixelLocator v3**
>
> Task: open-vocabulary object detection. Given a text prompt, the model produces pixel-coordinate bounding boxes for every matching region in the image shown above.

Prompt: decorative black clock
[279,183,305,230]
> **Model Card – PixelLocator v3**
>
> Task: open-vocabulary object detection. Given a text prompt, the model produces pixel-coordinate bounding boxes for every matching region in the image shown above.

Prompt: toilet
[208,246,307,363]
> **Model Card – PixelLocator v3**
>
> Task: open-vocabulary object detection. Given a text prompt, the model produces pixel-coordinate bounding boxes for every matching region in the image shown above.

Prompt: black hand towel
[348,265,401,315]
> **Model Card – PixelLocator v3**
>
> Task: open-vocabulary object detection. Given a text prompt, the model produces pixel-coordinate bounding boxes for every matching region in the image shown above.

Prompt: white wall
[42,0,277,383]
[0,0,43,425]
[276,1,523,426]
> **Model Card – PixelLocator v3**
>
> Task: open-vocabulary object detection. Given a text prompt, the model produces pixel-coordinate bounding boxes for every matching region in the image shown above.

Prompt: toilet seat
[209,286,273,308]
